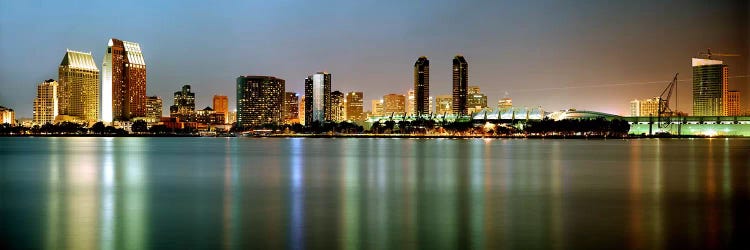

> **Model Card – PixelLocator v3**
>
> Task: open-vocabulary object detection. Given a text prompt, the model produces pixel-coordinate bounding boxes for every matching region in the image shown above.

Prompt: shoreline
[2,134,746,139]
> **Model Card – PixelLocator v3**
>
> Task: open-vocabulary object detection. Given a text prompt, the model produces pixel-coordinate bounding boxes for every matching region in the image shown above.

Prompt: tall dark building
[414,56,430,115]
[170,85,196,122]
[304,72,331,125]
[237,76,285,128]
[452,55,468,115]
[284,92,299,123]
[102,38,146,121]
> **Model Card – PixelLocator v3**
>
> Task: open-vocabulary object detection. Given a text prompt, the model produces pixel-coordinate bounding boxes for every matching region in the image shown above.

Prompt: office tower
[406,89,415,116]
[371,99,384,116]
[227,111,237,124]
[467,86,487,113]
[298,96,306,125]
[213,95,229,116]
[236,76,285,128]
[629,99,641,117]
[304,72,331,125]
[33,79,59,125]
[170,85,196,122]
[726,91,741,116]
[436,95,453,115]
[383,94,406,114]
[197,107,223,125]
[0,106,15,125]
[345,92,364,122]
[692,58,727,116]
[331,91,345,122]
[414,57,430,114]
[102,38,147,122]
[284,92,300,123]
[58,50,99,122]
[498,97,513,109]
[145,96,163,120]
[452,55,469,115]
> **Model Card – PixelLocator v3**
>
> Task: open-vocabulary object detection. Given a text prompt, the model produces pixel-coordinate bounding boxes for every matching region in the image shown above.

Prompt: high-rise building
[33,79,59,125]
[236,76,285,128]
[467,85,487,113]
[227,111,237,124]
[452,55,469,115]
[436,95,452,115]
[331,91,345,122]
[284,92,300,123]
[498,97,513,109]
[58,50,99,122]
[146,96,163,120]
[414,57,430,114]
[629,99,641,117]
[726,90,741,116]
[371,99,384,116]
[102,38,147,122]
[213,95,229,124]
[298,96,306,125]
[170,85,196,122]
[406,89,415,116]
[0,106,15,125]
[345,92,364,122]
[383,94,406,114]
[630,97,665,116]
[304,72,331,125]
[692,58,727,116]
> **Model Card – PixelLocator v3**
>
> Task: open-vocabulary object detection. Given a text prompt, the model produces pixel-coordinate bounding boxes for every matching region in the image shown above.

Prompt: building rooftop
[692,58,723,67]
[60,50,98,71]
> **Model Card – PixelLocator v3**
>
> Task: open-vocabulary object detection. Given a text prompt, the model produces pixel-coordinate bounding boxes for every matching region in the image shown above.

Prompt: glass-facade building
[304,72,331,125]
[414,57,430,114]
[145,96,163,120]
[170,85,196,122]
[102,38,147,122]
[237,76,285,128]
[59,50,99,122]
[692,58,727,116]
[452,55,469,115]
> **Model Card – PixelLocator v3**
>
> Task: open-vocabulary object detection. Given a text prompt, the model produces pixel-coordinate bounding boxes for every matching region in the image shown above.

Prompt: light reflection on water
[1,137,749,249]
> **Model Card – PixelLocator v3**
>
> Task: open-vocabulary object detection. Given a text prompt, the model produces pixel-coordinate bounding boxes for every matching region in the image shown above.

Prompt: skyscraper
[236,76,285,128]
[284,92,300,123]
[146,96,163,120]
[298,96,306,125]
[383,94,406,114]
[33,79,58,125]
[452,55,468,115]
[345,92,364,122]
[436,95,452,115]
[213,95,229,123]
[58,50,99,122]
[304,72,331,125]
[414,57,430,114]
[726,90,741,116]
[331,91,345,122]
[406,89,415,116]
[467,86,487,113]
[102,38,146,122]
[170,85,196,122]
[692,58,727,116]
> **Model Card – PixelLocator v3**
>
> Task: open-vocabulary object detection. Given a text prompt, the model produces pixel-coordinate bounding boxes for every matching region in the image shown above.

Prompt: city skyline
[0,1,748,118]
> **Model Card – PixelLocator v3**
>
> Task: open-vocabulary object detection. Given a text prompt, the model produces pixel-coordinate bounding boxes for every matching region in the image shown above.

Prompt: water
[1,137,748,249]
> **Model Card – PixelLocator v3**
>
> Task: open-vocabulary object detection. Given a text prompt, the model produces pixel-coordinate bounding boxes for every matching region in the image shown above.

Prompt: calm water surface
[1,137,749,249]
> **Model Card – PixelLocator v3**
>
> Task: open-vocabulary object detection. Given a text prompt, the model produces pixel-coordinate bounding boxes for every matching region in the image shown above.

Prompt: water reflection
[2,137,748,249]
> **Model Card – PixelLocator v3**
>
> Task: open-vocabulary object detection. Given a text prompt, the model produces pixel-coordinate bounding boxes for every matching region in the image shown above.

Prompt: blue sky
[1,0,747,117]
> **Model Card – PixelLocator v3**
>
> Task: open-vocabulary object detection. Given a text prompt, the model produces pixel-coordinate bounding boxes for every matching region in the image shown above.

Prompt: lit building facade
[33,79,59,125]
[629,99,641,117]
[414,57,430,114]
[498,97,513,109]
[59,50,99,122]
[436,95,452,115]
[298,96,306,125]
[692,58,727,116]
[726,91,741,116]
[371,99,384,116]
[170,85,196,122]
[304,72,331,125]
[467,86,487,113]
[331,91,345,122]
[630,97,665,116]
[452,55,469,115]
[406,89,415,115]
[102,38,147,122]
[345,92,364,122]
[236,76,285,128]
[145,96,163,120]
[213,95,229,123]
[284,92,300,123]
[383,94,406,114]
[0,106,15,125]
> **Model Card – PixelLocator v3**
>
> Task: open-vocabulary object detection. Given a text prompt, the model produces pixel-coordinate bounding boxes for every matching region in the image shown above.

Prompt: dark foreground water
[1,137,749,249]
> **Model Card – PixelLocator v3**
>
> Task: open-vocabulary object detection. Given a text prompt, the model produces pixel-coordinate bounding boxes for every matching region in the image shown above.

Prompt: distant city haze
[0,0,747,117]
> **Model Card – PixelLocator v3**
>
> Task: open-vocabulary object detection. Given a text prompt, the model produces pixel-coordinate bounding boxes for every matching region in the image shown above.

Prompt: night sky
[1,0,747,118]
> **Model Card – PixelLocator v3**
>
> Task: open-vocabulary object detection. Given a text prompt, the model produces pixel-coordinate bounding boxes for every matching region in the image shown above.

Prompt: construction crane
[699,48,740,59]
[657,73,678,128]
